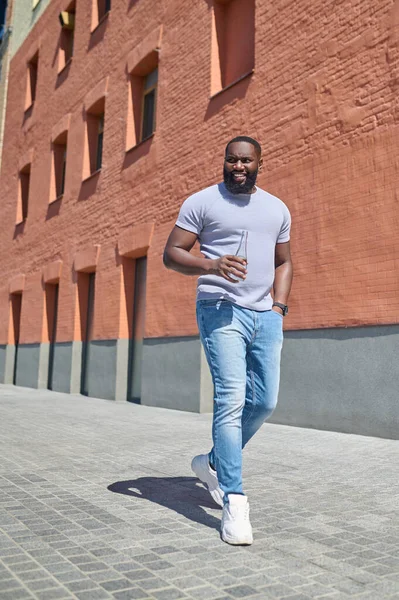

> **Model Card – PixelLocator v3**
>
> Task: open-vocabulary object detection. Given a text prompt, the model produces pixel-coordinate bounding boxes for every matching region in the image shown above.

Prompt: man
[163,136,293,545]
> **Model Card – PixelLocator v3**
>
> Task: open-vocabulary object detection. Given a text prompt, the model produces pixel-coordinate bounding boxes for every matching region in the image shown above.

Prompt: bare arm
[163,226,247,283]
[273,241,293,311]
[163,226,210,276]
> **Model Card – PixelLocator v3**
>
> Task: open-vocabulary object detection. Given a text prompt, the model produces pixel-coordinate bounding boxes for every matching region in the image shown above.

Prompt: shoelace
[229,503,250,521]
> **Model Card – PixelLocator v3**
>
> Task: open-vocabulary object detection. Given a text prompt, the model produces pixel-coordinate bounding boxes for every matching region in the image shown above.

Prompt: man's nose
[234,160,245,170]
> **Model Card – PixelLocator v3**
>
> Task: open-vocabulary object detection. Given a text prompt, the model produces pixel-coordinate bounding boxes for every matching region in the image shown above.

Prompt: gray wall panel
[87,340,117,401]
[0,345,6,383]
[51,342,73,393]
[272,326,399,439]
[115,338,129,401]
[15,343,41,388]
[142,337,202,412]
[38,343,49,389]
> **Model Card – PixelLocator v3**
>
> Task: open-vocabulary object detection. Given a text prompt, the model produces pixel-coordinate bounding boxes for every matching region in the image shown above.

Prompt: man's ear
[258,157,263,171]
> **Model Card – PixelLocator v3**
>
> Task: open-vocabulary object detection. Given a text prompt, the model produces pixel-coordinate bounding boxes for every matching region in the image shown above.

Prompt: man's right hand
[210,255,247,283]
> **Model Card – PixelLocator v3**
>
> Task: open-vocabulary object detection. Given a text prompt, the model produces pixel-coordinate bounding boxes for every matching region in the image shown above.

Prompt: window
[25,52,38,110]
[83,99,105,179]
[45,283,59,390]
[51,134,67,200]
[127,256,147,403]
[58,2,75,71]
[10,292,22,385]
[126,65,158,150]
[96,114,104,171]
[17,164,31,223]
[211,0,255,95]
[92,0,110,30]
[79,272,96,396]
[141,69,157,141]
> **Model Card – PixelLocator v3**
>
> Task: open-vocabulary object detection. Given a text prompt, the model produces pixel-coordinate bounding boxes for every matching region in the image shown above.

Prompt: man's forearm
[273,261,293,304]
[163,247,213,276]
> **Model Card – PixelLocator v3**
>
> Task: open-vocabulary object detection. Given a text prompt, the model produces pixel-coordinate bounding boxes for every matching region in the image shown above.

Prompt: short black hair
[225,136,261,157]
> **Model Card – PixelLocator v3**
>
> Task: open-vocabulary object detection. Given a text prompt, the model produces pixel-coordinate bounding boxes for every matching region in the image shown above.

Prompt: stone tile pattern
[0,384,398,599]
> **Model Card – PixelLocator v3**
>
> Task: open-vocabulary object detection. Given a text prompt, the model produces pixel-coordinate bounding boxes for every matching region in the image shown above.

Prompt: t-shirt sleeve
[175,193,205,236]
[277,204,291,243]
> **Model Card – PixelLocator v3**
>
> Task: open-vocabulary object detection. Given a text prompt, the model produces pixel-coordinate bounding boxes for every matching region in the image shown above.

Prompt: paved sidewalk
[0,386,398,600]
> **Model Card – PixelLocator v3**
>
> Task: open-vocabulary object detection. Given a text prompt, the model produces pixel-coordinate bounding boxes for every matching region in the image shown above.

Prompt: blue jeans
[196,299,284,499]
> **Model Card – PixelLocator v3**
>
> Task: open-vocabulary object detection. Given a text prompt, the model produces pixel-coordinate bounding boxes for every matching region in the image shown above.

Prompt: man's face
[223,141,262,194]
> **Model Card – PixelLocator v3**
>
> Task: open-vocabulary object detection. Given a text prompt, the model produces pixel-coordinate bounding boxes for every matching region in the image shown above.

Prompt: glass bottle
[232,230,248,282]
[235,230,248,261]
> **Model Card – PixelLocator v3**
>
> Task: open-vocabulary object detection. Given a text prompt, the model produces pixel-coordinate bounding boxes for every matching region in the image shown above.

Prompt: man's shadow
[107,476,221,531]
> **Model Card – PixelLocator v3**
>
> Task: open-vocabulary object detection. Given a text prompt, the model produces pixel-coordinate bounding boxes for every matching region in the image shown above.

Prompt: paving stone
[112,589,151,599]
[0,577,25,591]
[18,568,53,582]
[207,573,238,587]
[35,589,74,599]
[224,584,258,597]
[173,575,208,590]
[295,582,336,597]
[151,546,180,555]
[25,577,62,591]
[54,569,89,583]
[188,584,225,599]
[152,588,189,599]
[101,578,136,592]
[113,561,143,573]
[276,596,312,600]
[84,568,121,582]
[74,589,112,599]
[123,569,155,581]
[138,577,170,591]
[0,591,36,600]
[66,578,99,592]
[80,561,110,572]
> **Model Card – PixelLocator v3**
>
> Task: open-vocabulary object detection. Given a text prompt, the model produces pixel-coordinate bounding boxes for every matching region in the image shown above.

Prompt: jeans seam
[198,306,219,471]
[242,353,256,429]
[248,311,256,347]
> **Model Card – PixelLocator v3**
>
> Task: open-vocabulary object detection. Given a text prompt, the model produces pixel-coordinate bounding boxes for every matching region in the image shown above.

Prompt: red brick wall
[0,0,398,344]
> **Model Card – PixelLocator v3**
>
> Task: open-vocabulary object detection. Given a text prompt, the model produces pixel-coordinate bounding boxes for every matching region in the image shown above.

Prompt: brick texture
[0,0,398,345]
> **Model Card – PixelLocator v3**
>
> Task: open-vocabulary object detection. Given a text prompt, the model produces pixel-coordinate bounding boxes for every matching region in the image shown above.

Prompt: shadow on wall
[107,476,221,530]
[283,325,399,341]
[205,73,252,121]
[78,171,101,201]
[56,60,72,89]
[127,0,140,12]
[88,12,109,51]
[122,135,154,171]
[22,105,33,126]
[13,221,26,240]
[46,196,62,220]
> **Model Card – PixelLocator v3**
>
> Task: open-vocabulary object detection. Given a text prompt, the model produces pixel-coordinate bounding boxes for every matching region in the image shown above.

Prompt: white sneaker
[221,494,253,545]
[191,454,224,507]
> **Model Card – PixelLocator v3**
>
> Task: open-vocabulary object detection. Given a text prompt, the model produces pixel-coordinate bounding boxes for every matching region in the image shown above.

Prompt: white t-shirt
[176,182,291,311]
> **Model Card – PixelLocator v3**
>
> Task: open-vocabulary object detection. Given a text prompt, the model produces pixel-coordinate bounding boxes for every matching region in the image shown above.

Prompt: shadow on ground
[108,476,221,531]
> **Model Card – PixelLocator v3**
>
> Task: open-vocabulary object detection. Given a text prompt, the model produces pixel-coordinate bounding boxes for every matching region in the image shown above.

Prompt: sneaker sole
[191,456,224,508]
[221,531,253,546]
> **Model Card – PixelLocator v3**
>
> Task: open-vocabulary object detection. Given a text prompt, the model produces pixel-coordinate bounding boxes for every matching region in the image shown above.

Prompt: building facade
[0,0,13,169]
[0,0,398,439]
[0,0,52,168]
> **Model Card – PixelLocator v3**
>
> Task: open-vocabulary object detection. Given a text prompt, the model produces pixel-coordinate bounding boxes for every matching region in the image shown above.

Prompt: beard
[223,167,258,194]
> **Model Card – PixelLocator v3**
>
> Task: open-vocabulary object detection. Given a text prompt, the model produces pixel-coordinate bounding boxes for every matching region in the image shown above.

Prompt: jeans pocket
[197,300,234,334]
[197,299,228,309]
